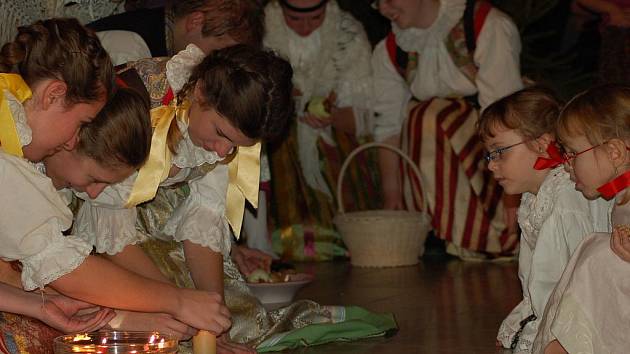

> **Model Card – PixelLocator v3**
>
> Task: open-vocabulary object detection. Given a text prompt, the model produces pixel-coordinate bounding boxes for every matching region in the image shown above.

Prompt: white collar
[4,89,33,148]
[165,44,206,94]
[392,0,467,52]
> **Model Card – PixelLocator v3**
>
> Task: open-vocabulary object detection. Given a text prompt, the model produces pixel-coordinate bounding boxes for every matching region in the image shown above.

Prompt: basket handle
[336,142,428,214]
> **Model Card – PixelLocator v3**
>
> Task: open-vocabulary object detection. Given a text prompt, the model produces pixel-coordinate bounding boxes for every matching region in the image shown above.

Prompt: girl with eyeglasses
[533,84,630,354]
[477,86,612,353]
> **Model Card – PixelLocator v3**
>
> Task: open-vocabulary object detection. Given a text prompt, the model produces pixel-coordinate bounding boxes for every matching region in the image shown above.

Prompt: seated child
[533,84,630,354]
[477,86,612,352]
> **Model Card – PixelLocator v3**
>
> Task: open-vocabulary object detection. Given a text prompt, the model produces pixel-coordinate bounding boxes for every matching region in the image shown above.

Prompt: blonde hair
[478,86,562,143]
[556,84,630,146]
[557,84,630,204]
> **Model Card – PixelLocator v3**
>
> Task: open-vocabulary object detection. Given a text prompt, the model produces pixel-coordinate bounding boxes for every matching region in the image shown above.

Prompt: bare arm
[105,244,170,283]
[184,240,224,297]
[0,282,114,333]
[50,255,231,334]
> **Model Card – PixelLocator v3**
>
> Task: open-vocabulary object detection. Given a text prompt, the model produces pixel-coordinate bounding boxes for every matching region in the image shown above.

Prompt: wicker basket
[333,142,431,267]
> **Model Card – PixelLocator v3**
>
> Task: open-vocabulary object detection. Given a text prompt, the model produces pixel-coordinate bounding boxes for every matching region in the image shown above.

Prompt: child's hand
[109,311,196,340]
[611,225,630,263]
[40,295,115,333]
[300,113,331,129]
[232,245,272,276]
[174,289,231,335]
[217,335,257,354]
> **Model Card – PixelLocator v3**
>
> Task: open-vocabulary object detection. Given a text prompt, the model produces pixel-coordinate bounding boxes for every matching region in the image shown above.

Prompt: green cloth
[256,306,398,352]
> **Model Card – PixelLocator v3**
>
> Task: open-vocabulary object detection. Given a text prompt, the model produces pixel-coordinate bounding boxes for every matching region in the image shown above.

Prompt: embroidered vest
[386,0,493,86]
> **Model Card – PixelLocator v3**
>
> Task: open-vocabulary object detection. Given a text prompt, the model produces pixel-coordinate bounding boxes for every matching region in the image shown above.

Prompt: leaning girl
[74,43,293,351]
[476,86,612,352]
[0,18,231,336]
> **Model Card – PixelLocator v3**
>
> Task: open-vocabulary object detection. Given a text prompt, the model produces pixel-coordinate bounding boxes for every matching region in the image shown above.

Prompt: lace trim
[172,119,224,169]
[5,89,33,147]
[96,229,147,256]
[392,0,467,52]
[518,167,569,248]
[21,234,92,290]
[166,44,205,94]
[264,1,359,100]
[497,319,517,348]
[164,203,232,256]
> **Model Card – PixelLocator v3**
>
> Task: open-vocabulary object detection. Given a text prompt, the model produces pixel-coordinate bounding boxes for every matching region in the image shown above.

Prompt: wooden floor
[286,254,521,354]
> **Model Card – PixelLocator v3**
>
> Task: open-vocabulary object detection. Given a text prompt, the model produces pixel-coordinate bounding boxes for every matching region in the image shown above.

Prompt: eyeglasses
[484,140,528,162]
[559,142,605,162]
[560,141,630,162]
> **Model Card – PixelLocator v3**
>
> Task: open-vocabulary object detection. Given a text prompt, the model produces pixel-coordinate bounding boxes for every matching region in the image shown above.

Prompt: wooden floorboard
[284,256,521,353]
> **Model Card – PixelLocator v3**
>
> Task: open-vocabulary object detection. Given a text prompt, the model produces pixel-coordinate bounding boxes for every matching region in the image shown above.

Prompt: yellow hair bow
[226,142,261,238]
[125,103,183,208]
[0,74,32,157]
[125,100,262,239]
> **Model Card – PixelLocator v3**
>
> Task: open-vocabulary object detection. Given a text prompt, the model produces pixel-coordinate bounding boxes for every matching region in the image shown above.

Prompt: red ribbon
[114,76,129,89]
[597,170,630,199]
[533,143,566,170]
[162,87,175,106]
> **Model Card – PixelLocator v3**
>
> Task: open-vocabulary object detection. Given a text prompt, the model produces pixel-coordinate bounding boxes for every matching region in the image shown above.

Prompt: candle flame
[72,334,91,342]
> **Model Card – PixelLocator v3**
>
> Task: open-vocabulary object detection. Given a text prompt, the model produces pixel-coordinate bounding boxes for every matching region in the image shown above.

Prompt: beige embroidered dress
[72,45,339,346]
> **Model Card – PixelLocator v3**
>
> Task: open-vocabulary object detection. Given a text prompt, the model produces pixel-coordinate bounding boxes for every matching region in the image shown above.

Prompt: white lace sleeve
[0,153,91,290]
[20,231,92,291]
[73,172,143,255]
[162,164,231,256]
[74,200,144,255]
[371,40,413,142]
[473,8,523,109]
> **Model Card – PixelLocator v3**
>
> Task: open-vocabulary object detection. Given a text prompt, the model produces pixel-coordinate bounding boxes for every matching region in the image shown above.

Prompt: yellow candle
[193,331,216,354]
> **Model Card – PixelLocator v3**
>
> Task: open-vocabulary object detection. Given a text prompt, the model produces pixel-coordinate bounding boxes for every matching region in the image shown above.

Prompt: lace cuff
[163,196,232,256]
[75,201,142,255]
[20,234,92,290]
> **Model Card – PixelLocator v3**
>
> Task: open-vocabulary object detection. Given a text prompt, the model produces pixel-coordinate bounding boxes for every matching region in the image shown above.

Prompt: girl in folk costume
[264,0,379,261]
[75,44,394,352]
[74,44,294,350]
[477,87,612,353]
[374,0,523,258]
[0,18,231,343]
[533,85,630,354]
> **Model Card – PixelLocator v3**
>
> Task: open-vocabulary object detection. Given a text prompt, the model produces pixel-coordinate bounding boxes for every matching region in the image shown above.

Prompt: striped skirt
[268,124,382,261]
[401,98,518,256]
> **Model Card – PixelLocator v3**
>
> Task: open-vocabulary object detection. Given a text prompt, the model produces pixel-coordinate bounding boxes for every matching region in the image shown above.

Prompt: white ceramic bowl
[246,273,314,309]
